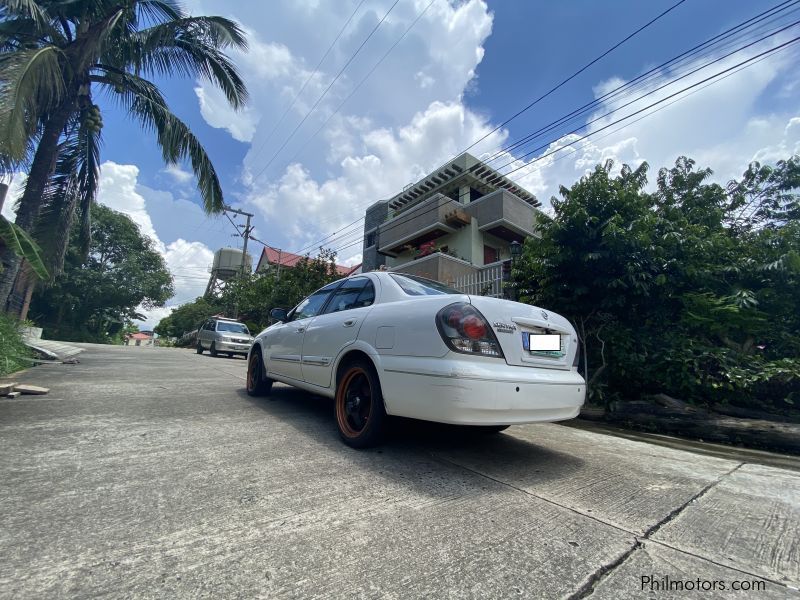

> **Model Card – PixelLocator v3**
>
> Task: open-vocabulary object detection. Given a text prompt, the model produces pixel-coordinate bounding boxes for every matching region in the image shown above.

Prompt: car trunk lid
[468,296,578,370]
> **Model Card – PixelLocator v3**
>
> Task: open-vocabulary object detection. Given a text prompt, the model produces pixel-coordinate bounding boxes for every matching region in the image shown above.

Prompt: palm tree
[0,0,248,315]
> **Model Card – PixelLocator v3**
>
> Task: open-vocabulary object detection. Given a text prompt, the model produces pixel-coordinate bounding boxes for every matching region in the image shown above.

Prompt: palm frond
[0,45,65,162]
[95,70,223,212]
[136,0,186,23]
[0,0,50,27]
[107,16,248,108]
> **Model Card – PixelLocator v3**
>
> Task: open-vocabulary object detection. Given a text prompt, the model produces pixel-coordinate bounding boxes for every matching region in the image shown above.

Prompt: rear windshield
[390,274,460,296]
[216,322,249,334]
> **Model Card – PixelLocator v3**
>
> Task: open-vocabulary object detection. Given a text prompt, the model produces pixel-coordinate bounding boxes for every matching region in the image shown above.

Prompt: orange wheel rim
[336,367,372,437]
[247,355,258,391]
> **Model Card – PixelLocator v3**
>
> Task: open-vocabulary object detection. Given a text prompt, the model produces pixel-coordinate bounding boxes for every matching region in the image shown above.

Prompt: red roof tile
[129,332,153,340]
[256,247,355,276]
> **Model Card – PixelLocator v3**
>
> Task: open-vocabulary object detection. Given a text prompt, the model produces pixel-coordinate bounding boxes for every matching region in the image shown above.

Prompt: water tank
[212,247,253,280]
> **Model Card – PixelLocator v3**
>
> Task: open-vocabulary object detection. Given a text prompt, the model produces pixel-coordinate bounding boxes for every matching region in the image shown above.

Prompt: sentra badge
[493,321,516,334]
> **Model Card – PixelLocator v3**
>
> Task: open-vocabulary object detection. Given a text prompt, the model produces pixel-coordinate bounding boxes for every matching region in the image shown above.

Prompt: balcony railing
[377,193,467,256]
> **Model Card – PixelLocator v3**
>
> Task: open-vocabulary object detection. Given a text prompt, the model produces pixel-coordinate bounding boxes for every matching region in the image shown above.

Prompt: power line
[287,0,693,256]
[249,0,402,183]
[287,0,684,256]
[320,22,797,251]
[247,0,368,167]
[479,0,800,169]
[461,0,690,156]
[313,5,800,257]
[324,33,800,257]
[495,31,800,178]
[281,0,439,182]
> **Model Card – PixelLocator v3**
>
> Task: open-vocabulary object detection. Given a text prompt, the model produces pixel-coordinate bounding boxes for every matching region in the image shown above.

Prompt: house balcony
[462,189,538,242]
[377,194,470,257]
[390,252,478,286]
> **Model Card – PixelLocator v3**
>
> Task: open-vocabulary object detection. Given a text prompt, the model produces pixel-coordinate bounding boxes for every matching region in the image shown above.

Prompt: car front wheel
[247,351,273,396]
[196,343,203,354]
[335,361,387,448]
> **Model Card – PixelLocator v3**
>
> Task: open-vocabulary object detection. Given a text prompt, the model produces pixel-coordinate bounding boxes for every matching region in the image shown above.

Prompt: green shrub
[0,314,33,377]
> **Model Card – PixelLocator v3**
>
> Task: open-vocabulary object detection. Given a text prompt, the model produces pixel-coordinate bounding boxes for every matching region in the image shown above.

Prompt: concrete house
[361,153,542,292]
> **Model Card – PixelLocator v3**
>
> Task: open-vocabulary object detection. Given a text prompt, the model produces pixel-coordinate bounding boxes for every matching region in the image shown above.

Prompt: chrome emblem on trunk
[541,310,549,320]
[493,322,516,334]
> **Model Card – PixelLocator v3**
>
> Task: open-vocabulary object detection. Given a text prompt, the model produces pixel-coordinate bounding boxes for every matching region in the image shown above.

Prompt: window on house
[470,187,484,202]
[484,245,499,264]
[365,231,376,248]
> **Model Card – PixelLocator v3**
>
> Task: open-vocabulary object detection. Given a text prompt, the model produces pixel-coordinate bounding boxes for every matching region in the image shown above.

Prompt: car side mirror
[270,308,288,322]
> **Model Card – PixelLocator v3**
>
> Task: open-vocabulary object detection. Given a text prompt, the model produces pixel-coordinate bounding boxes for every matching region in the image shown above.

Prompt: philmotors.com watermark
[641,574,767,593]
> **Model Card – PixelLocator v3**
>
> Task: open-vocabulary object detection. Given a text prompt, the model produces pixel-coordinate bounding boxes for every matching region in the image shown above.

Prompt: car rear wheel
[247,351,273,396]
[196,343,203,355]
[335,361,387,448]
[210,342,218,357]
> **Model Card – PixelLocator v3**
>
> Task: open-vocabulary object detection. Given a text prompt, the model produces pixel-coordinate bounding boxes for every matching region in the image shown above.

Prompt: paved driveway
[1,344,798,599]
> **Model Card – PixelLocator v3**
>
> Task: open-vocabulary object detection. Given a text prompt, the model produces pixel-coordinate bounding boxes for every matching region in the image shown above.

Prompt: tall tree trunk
[0,99,76,314]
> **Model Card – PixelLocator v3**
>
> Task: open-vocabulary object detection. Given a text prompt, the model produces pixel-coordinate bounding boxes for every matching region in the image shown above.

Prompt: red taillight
[436,303,503,358]
[447,310,463,329]
[462,315,486,339]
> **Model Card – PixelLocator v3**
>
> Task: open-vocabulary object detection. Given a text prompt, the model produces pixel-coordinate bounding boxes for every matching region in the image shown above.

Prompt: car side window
[355,280,375,308]
[291,280,343,320]
[322,278,373,315]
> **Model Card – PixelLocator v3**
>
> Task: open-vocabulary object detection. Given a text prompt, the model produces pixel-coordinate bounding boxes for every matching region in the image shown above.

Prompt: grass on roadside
[0,313,33,377]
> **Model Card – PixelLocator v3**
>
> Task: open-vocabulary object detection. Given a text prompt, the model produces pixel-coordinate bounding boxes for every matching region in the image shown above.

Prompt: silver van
[196,317,253,358]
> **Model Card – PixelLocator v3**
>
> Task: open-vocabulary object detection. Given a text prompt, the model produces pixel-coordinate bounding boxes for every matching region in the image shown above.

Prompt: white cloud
[1,175,24,220]
[161,164,194,185]
[181,0,797,266]
[246,100,507,252]
[97,162,164,250]
[195,84,261,143]
[96,161,218,330]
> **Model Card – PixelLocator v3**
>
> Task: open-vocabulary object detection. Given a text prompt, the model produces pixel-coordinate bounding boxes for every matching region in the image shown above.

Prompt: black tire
[475,425,510,434]
[247,350,273,397]
[335,360,388,448]
[227,352,233,358]
[196,343,203,355]
[210,342,218,357]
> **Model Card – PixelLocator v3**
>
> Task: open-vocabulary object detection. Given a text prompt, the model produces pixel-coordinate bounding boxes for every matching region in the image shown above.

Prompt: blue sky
[8,0,797,327]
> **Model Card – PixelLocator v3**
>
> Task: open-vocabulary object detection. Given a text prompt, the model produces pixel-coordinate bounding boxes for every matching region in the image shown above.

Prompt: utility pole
[223,205,254,319]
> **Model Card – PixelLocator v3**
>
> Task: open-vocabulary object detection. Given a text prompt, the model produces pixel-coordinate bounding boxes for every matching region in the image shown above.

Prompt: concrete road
[1,344,798,599]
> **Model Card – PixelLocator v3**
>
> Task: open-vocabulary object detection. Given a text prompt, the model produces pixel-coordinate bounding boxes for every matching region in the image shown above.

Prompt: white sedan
[246,271,585,447]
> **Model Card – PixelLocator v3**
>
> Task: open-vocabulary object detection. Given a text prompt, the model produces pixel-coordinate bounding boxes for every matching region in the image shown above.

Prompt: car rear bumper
[378,355,585,425]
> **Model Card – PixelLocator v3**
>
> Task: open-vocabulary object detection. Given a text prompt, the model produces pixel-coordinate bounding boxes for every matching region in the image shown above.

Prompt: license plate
[528,334,560,351]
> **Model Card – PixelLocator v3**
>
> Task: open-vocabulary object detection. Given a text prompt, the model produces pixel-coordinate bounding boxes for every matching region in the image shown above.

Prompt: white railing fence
[452,261,507,298]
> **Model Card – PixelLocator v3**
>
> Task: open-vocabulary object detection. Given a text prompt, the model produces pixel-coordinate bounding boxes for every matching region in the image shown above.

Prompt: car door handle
[295,327,306,333]
[343,319,356,327]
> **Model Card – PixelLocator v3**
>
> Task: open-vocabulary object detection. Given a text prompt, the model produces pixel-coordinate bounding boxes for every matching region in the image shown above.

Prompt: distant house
[255,247,360,277]
[125,331,154,347]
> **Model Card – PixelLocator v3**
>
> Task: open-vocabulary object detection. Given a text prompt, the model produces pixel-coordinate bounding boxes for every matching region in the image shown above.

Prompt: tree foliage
[0,0,248,311]
[29,204,173,342]
[513,155,800,413]
[155,249,341,340]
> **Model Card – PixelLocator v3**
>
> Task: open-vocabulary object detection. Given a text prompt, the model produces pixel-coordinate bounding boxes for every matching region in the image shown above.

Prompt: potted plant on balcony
[414,241,437,259]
